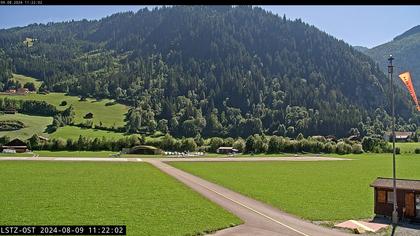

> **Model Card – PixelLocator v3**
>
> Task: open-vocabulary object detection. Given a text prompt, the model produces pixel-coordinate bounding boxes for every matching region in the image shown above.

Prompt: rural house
[370,177,420,221]
[1,138,29,153]
[216,147,239,154]
[383,131,414,142]
[17,88,29,94]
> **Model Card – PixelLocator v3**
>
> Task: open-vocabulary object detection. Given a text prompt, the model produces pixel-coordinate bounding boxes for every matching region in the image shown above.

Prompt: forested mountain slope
[0,6,416,138]
[365,25,420,92]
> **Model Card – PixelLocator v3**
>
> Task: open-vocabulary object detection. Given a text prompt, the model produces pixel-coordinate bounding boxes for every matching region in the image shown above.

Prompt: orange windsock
[399,72,420,111]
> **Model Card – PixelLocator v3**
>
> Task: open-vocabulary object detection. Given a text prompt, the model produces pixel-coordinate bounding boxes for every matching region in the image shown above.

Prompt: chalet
[1,139,29,153]
[216,147,239,154]
[370,177,420,221]
[383,131,413,142]
[17,88,29,94]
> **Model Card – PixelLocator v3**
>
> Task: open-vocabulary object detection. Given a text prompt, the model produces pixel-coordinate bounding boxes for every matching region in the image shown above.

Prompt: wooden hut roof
[370,177,420,191]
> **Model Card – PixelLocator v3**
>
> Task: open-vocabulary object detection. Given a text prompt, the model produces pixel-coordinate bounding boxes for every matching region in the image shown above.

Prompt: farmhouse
[216,147,239,154]
[383,131,413,142]
[370,177,420,221]
[1,139,29,153]
[6,89,16,94]
[17,88,29,94]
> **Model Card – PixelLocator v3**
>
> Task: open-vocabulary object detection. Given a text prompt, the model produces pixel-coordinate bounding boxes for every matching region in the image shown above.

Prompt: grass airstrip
[171,153,420,221]
[0,162,241,235]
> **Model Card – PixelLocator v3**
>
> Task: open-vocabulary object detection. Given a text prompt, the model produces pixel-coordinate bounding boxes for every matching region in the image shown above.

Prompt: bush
[336,141,352,155]
[395,147,401,155]
[209,137,224,152]
[351,144,363,154]
[60,101,67,106]
[181,138,197,152]
[415,148,420,154]
[105,101,117,106]
[323,142,336,153]
[268,136,281,153]
[223,137,234,147]
[233,138,245,153]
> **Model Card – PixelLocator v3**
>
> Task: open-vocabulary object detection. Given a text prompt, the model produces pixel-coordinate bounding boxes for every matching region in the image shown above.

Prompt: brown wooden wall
[373,187,418,219]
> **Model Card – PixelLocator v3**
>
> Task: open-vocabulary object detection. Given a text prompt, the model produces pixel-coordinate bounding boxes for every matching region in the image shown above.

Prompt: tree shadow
[44,124,57,134]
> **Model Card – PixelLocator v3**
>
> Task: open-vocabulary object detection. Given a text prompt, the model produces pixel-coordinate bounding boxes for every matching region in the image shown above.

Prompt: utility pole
[388,55,398,225]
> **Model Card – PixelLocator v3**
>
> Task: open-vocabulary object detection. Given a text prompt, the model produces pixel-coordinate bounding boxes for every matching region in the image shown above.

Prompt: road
[1,156,352,235]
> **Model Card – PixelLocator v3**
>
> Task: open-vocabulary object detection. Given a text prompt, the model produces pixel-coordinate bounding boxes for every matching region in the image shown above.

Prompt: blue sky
[0,5,419,48]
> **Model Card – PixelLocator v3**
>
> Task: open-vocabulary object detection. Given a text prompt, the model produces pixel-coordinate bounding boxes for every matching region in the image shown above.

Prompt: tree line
[0,132,396,155]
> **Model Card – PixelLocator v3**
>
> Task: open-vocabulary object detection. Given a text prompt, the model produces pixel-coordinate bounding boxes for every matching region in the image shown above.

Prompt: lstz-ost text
[0,226,126,235]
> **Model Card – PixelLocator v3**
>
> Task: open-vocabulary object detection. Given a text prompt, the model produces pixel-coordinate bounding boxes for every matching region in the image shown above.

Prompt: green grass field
[0,162,241,235]
[395,142,420,153]
[0,92,128,128]
[50,126,133,140]
[0,113,52,139]
[34,150,117,157]
[11,73,42,89]
[171,154,420,221]
[0,153,33,157]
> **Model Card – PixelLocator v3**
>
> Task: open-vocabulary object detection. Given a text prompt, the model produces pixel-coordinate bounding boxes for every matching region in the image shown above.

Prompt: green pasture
[34,150,117,157]
[0,162,241,235]
[0,92,128,128]
[12,73,42,89]
[171,153,420,221]
[395,142,419,153]
[50,126,132,140]
[0,113,52,139]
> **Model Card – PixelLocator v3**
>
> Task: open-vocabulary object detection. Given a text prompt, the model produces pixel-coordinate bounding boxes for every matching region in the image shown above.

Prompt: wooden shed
[370,177,420,221]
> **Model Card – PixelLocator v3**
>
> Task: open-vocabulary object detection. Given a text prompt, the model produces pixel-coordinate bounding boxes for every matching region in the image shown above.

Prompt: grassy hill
[0,113,52,139]
[50,126,132,140]
[11,73,42,90]
[0,92,128,128]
